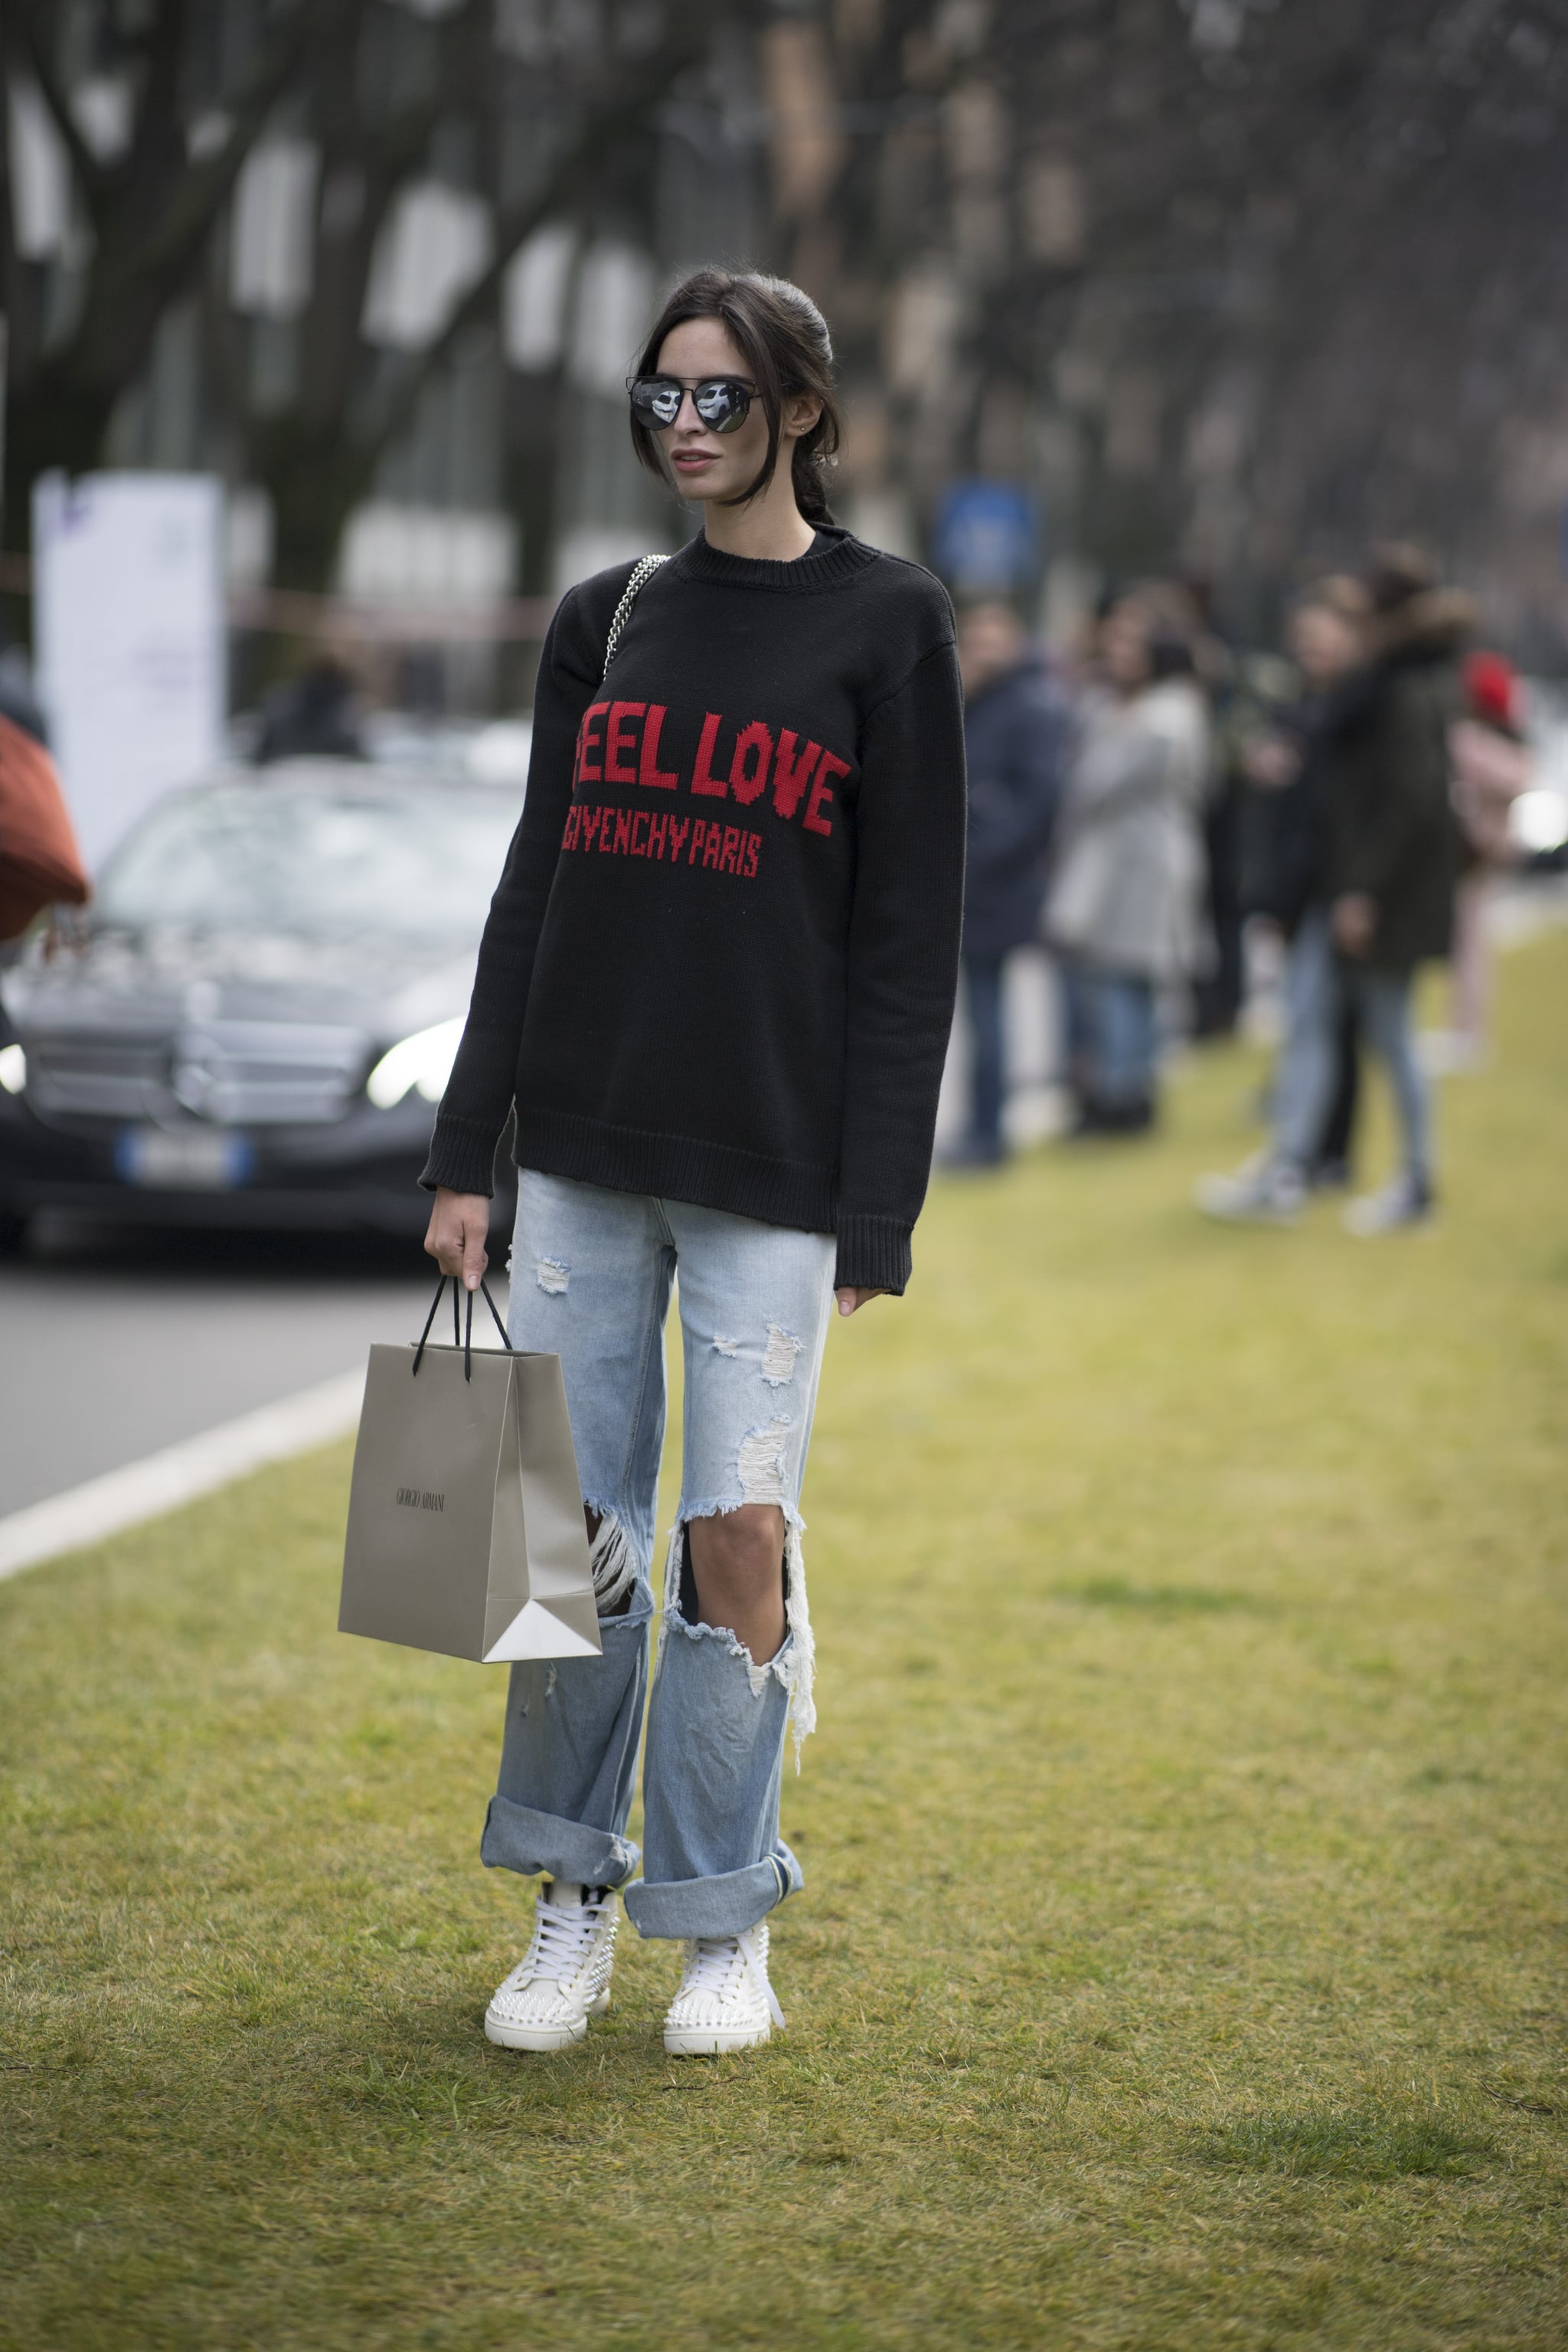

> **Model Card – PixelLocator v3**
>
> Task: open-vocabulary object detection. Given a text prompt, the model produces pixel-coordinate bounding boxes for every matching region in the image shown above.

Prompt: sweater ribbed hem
[833,1214,913,1296]
[423,1110,916,1289]
[515,1106,838,1237]
[420,1112,505,1197]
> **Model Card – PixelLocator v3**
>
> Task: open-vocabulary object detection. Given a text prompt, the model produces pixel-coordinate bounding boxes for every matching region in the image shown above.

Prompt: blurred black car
[0,760,520,1246]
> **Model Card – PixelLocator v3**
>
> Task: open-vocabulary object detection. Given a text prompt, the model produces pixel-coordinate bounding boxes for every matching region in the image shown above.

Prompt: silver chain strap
[599,552,668,684]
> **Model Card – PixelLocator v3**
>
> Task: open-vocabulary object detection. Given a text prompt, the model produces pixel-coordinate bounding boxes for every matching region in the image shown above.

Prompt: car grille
[27,1022,371,1126]
[26,1034,168,1122]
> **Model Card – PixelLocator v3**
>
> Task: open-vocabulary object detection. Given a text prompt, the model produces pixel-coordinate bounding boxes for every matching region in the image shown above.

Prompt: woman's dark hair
[1147,629,1197,683]
[1296,572,1370,627]
[629,267,843,524]
[1365,540,1438,615]
[1107,588,1197,683]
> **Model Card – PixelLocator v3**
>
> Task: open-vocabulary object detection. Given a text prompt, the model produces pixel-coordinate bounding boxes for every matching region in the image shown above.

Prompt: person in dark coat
[1239,577,1371,1186]
[947,600,1073,1165]
[1200,547,1468,1234]
[253,653,367,764]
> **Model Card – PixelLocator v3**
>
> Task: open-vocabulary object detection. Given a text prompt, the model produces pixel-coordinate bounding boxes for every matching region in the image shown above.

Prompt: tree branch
[352,24,712,482]
[123,0,351,286]
[9,0,108,201]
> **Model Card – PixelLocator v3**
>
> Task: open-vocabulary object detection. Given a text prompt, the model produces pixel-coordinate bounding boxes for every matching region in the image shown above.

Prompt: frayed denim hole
[585,1504,639,1617]
[659,1513,798,1706]
[676,1524,699,1625]
[678,1615,792,1699]
[737,1416,792,1503]
[761,1323,804,1386]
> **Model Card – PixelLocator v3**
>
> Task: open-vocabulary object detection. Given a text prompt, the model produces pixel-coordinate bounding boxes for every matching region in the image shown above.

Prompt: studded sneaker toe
[663,1921,785,2057]
[485,1881,618,2053]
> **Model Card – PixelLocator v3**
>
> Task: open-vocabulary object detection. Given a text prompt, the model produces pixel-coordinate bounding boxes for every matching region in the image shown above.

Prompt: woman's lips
[671,452,717,472]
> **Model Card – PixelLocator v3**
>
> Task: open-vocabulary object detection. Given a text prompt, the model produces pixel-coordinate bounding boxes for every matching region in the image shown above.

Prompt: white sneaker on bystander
[1195,1155,1308,1226]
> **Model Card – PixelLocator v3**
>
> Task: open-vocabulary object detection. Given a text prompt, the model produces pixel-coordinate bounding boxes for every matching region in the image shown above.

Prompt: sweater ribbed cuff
[419,1112,504,1197]
[833,1214,913,1295]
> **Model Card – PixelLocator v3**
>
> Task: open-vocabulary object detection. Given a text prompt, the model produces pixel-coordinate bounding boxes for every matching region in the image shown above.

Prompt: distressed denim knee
[622,1536,804,1941]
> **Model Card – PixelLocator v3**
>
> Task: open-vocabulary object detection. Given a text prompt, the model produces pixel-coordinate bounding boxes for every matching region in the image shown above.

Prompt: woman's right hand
[1242,733,1300,790]
[424,1186,491,1291]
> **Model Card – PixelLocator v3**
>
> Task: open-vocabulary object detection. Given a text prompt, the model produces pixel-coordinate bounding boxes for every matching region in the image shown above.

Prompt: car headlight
[0,1043,25,1095]
[366,1018,462,1109]
[1511,788,1568,856]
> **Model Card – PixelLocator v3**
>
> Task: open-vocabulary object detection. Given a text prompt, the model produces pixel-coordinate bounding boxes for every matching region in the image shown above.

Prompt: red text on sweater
[561,802,761,879]
[570,701,849,836]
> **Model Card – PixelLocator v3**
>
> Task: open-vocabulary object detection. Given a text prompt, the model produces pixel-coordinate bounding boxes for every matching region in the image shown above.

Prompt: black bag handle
[412,1271,511,1383]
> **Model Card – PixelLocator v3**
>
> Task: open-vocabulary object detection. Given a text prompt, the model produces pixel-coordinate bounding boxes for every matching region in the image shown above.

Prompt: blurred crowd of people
[946,544,1534,1234]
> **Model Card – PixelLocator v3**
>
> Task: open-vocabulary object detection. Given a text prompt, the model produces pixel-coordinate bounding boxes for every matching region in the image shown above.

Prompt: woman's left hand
[835,1286,888,1318]
[1331,891,1377,957]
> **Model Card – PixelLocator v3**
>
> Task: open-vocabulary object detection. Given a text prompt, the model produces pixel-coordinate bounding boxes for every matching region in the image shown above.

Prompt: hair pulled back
[630,267,843,525]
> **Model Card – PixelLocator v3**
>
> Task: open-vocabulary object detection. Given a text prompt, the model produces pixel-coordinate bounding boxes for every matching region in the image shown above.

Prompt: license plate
[115,1127,254,1190]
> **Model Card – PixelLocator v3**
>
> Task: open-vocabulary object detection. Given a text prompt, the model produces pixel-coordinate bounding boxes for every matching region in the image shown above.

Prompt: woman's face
[1101,603,1153,693]
[1291,603,1361,688]
[651,318,818,509]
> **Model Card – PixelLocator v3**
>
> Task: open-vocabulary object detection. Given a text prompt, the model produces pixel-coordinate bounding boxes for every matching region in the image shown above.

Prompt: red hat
[1465,650,1520,730]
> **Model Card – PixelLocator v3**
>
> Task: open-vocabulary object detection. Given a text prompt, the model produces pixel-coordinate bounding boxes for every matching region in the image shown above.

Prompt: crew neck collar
[669,523,881,593]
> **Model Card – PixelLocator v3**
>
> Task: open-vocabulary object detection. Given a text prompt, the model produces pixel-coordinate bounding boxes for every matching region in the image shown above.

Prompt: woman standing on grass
[1047,591,1209,1136]
[421,270,965,2056]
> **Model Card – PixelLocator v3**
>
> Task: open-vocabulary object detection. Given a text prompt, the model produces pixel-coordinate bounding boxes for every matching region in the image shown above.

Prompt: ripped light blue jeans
[479,1169,837,1940]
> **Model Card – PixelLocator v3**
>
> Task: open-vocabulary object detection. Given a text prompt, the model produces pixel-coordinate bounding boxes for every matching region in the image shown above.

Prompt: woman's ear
[781,392,823,444]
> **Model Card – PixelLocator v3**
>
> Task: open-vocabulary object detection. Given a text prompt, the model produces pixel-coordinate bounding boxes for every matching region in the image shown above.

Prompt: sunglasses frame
[627,374,759,436]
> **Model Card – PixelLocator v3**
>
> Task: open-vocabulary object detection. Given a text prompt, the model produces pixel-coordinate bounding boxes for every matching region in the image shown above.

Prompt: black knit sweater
[420,525,965,1293]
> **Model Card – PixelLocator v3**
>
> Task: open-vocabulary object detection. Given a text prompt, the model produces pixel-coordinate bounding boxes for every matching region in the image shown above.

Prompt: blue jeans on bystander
[1273,908,1431,1189]
[962,952,1007,1153]
[1061,962,1160,1115]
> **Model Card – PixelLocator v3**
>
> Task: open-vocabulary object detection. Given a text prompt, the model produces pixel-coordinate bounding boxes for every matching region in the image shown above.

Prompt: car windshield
[93,776,519,946]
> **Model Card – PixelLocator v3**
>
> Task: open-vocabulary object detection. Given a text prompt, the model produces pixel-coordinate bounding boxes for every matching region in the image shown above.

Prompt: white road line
[0,1368,367,1583]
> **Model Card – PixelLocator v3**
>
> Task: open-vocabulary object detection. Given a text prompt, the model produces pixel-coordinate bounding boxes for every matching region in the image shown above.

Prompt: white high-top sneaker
[1342,1173,1436,1236]
[485,1882,618,2052]
[663,1921,785,2056]
[1195,1154,1307,1225]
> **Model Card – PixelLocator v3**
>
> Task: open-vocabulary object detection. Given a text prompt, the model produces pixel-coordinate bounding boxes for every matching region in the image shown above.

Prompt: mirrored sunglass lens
[694,381,747,431]
[632,380,681,425]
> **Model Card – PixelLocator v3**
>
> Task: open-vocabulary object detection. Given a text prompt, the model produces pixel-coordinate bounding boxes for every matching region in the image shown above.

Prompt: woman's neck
[701,475,817,564]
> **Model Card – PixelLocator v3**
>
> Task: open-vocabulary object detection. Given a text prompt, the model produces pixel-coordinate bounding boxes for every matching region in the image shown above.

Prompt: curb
[0,1369,366,1583]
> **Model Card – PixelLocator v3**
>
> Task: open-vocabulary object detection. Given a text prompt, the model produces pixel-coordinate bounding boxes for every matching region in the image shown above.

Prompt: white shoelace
[525,1893,605,1982]
[679,1929,786,2028]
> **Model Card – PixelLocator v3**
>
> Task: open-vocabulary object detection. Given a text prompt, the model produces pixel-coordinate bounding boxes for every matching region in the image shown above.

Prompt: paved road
[0,1216,509,1517]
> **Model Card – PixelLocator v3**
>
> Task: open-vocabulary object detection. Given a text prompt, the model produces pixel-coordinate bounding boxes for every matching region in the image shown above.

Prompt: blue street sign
[933,480,1039,592]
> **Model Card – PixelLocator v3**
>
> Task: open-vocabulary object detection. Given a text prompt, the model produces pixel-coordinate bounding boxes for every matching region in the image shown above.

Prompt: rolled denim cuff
[479,1794,639,1890]
[622,1842,802,1941]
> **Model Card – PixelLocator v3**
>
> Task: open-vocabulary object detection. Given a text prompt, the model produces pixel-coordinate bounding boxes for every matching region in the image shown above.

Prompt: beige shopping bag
[338,1276,600,1664]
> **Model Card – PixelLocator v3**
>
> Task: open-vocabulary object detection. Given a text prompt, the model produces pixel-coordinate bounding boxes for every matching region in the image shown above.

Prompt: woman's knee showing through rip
[686,1504,787,1662]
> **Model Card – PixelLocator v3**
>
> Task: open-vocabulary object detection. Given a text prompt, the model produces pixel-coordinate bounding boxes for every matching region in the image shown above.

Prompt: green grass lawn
[4,933,1566,2352]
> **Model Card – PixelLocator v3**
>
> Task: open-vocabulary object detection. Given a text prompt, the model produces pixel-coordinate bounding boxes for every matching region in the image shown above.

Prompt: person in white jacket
[1047,593,1210,1132]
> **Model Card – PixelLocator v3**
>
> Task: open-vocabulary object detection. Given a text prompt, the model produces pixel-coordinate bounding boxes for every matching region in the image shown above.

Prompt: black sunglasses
[627,374,756,434]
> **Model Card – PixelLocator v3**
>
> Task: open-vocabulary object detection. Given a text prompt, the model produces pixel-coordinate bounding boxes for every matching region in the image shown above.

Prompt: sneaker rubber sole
[484,1988,610,2052]
[1194,1182,1301,1226]
[1343,1206,1438,1239]
[663,2017,772,2057]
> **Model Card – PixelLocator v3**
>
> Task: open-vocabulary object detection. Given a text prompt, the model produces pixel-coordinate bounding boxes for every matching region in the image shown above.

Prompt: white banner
[33,472,225,871]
